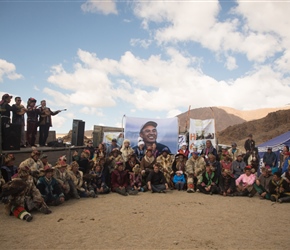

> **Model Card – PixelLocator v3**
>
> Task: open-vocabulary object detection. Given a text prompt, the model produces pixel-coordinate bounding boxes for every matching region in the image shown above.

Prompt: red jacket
[111,169,128,191]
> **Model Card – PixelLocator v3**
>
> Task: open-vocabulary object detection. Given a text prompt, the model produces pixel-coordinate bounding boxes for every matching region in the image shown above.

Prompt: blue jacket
[173,174,186,184]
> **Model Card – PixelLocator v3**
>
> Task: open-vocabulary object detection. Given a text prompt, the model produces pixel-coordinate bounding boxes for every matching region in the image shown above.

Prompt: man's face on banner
[140,125,157,143]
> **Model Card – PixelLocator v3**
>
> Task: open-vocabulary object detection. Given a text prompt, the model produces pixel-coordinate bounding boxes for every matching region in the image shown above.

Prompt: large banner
[125,116,178,154]
[189,119,216,152]
[103,132,124,148]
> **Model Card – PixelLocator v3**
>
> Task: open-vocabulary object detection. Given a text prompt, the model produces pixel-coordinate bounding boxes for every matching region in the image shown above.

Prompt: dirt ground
[0,191,290,250]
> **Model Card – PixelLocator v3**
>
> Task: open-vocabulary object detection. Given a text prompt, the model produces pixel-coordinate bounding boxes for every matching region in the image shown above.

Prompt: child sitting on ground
[173,170,186,191]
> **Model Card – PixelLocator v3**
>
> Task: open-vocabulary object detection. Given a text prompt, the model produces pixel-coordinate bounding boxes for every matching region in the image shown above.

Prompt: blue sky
[1,0,290,133]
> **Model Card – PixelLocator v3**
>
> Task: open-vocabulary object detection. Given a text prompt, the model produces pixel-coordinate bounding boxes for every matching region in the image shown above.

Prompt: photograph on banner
[178,134,187,149]
[189,119,216,152]
[103,132,124,148]
[124,116,179,153]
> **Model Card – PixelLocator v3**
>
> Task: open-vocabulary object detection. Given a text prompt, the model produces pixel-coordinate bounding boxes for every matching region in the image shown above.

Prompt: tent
[257,131,290,171]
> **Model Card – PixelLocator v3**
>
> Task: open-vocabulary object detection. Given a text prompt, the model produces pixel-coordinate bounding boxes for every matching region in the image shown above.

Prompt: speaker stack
[71,119,85,146]
[2,123,21,150]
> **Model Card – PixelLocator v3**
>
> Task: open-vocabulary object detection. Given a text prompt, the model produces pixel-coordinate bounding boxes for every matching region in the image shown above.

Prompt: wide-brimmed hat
[2,93,12,100]
[175,152,187,159]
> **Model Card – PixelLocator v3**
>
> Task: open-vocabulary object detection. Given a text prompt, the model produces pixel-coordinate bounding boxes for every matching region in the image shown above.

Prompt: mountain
[177,107,246,133]
[217,109,290,147]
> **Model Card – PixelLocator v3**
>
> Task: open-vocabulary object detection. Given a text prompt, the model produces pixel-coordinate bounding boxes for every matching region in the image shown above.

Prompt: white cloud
[0,59,23,82]
[47,45,290,115]
[167,109,183,118]
[130,38,152,49]
[81,0,118,15]
[51,115,66,129]
[225,55,238,70]
[80,107,104,117]
[132,1,288,64]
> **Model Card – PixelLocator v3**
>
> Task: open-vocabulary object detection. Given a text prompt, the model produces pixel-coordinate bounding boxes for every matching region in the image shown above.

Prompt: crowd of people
[1,134,290,223]
[0,93,62,148]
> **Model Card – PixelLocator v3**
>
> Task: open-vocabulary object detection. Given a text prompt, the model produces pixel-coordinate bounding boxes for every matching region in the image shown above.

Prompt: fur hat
[31,150,40,157]
[132,164,141,174]
[110,148,121,155]
[162,147,170,154]
[58,155,67,162]
[43,165,54,172]
[176,170,183,175]
[17,166,30,178]
[4,154,15,164]
[145,147,153,154]
[115,161,124,168]
[56,160,67,168]
[70,161,79,169]
[123,139,130,144]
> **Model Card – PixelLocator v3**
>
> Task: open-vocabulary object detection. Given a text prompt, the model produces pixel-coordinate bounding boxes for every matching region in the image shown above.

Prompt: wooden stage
[1,145,86,166]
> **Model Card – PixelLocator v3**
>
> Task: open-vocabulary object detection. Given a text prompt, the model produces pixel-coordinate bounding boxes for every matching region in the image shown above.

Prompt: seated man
[231,153,246,179]
[111,162,138,196]
[197,164,219,195]
[89,164,110,194]
[185,151,206,193]
[37,166,65,206]
[147,163,168,193]
[235,166,256,197]
[269,172,290,203]
[254,166,273,200]
[219,169,236,196]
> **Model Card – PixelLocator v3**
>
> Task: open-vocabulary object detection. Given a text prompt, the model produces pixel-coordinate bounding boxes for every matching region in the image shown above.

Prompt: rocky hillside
[177,107,246,132]
[217,109,290,147]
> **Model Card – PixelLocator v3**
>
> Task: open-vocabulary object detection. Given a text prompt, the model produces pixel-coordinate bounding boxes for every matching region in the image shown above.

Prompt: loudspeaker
[2,124,21,150]
[71,119,85,146]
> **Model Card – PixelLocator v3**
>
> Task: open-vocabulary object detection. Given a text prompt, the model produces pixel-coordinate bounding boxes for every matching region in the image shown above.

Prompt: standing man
[38,100,60,147]
[244,134,255,154]
[0,93,13,126]
[12,96,27,147]
[138,121,170,153]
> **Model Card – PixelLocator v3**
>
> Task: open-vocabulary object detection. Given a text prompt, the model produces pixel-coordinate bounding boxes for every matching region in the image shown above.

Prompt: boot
[24,214,33,222]
[39,204,52,214]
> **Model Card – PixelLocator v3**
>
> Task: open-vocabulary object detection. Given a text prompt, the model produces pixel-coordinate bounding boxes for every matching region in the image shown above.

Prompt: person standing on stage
[38,100,60,147]
[12,96,27,147]
[26,97,40,147]
[0,93,13,126]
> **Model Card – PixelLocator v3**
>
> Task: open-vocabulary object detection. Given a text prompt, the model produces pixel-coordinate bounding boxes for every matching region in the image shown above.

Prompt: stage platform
[1,145,86,166]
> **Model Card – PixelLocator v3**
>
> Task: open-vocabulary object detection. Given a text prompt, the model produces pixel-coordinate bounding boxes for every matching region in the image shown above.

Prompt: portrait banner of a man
[124,116,178,153]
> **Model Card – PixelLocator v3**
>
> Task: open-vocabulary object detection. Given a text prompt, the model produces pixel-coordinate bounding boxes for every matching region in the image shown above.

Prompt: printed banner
[178,134,187,149]
[189,119,216,152]
[125,116,178,154]
[103,132,124,148]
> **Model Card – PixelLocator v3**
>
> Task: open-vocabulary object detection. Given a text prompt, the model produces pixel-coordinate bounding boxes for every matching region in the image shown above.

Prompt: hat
[56,160,67,168]
[133,164,141,173]
[145,147,153,153]
[237,153,243,157]
[192,151,199,156]
[112,138,117,142]
[261,165,272,173]
[231,142,237,147]
[248,134,253,137]
[267,147,272,150]
[28,97,37,103]
[111,148,121,155]
[138,140,145,146]
[59,155,67,162]
[162,147,170,154]
[123,139,130,144]
[2,93,12,100]
[181,142,187,147]
[4,153,15,164]
[40,154,48,160]
[176,170,183,175]
[115,161,124,168]
[140,121,157,133]
[175,152,187,159]
[244,165,252,172]
[31,150,40,157]
[17,166,30,177]
[44,165,54,172]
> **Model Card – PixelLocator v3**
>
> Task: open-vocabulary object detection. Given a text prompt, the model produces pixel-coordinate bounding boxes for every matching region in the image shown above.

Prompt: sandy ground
[0,191,290,250]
